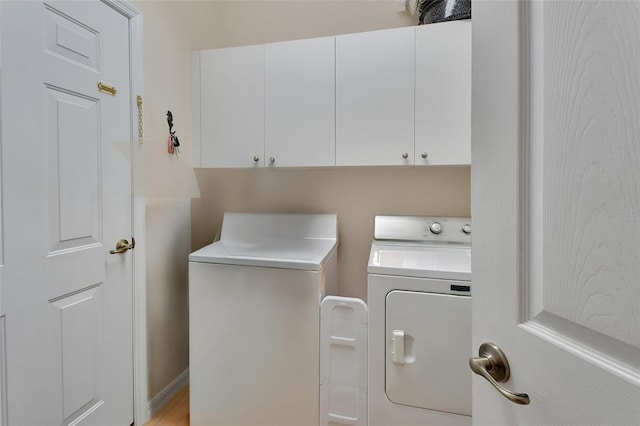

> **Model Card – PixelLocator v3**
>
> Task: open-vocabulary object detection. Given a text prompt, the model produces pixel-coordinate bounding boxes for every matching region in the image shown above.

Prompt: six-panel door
[1,1,134,424]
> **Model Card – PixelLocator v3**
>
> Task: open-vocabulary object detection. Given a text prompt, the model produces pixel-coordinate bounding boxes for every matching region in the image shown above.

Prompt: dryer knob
[430,222,443,234]
[462,224,472,234]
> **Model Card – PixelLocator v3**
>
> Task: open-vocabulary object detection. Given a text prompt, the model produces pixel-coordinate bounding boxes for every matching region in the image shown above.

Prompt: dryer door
[385,290,471,416]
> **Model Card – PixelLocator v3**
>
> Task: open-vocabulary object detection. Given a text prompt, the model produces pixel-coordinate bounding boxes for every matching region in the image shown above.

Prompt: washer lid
[189,213,338,271]
[368,242,471,281]
[189,238,337,270]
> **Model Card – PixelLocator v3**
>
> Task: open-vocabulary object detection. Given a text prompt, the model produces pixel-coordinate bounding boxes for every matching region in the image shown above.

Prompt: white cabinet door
[336,27,415,166]
[265,37,335,167]
[198,45,265,168]
[415,21,471,165]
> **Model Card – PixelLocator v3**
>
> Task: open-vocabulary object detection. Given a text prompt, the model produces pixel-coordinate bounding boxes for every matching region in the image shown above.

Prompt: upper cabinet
[415,21,471,165]
[195,45,265,168]
[335,27,415,166]
[265,37,335,167]
[192,22,471,169]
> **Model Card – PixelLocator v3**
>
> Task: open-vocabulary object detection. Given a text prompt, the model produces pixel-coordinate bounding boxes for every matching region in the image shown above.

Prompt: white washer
[368,216,472,426]
[189,213,338,426]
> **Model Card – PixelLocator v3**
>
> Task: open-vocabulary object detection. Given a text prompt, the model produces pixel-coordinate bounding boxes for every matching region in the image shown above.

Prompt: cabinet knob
[253,156,260,162]
[402,152,409,159]
[269,157,275,164]
[421,152,429,159]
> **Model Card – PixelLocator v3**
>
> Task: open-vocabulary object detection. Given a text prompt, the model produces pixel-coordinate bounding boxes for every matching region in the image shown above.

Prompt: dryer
[367,216,472,426]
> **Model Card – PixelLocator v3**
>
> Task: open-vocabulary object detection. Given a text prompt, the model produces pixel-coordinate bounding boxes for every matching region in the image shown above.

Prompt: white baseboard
[146,368,189,421]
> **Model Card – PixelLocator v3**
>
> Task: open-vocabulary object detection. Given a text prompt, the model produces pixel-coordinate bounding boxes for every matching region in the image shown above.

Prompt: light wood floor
[145,385,189,426]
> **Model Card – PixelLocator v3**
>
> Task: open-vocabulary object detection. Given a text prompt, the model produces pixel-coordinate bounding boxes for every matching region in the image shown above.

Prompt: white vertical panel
[56,96,98,241]
[51,286,103,421]
[46,87,101,252]
[539,1,640,348]
[320,296,367,426]
[415,21,471,165]
[200,45,264,168]
[265,36,335,167]
[336,27,415,166]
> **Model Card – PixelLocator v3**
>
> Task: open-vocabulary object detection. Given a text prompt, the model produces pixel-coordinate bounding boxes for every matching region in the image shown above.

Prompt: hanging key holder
[166,111,180,155]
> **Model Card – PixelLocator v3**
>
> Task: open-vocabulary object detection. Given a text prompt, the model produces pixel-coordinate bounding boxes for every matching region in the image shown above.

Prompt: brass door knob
[110,238,135,254]
[469,342,530,405]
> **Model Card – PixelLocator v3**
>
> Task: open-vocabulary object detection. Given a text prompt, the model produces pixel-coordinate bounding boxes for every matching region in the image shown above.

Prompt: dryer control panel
[374,216,471,245]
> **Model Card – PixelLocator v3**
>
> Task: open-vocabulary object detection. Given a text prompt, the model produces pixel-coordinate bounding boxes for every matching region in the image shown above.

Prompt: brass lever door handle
[469,342,530,405]
[109,238,135,254]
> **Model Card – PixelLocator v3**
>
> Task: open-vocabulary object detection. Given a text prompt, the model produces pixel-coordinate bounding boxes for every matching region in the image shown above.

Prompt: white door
[1,1,134,425]
[472,1,640,424]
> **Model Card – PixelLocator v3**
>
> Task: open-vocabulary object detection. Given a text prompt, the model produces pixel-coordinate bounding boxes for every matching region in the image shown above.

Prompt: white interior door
[472,0,640,424]
[1,1,134,424]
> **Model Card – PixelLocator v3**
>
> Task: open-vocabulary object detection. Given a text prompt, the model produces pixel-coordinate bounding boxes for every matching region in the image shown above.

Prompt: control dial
[429,222,443,234]
[462,224,472,234]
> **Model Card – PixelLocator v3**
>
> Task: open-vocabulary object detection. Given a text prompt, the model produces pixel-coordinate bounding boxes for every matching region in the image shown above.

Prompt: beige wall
[193,166,470,300]
[133,0,223,401]
[136,0,471,403]
[144,199,191,399]
[189,0,470,299]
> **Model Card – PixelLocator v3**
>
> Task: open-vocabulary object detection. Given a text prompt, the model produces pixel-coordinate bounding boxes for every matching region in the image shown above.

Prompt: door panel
[51,285,103,420]
[535,1,639,348]
[44,4,99,70]
[472,0,640,424]
[1,2,133,425]
[46,87,102,252]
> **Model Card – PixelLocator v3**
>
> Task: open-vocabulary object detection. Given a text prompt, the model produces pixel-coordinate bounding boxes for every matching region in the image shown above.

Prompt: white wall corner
[146,368,190,421]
